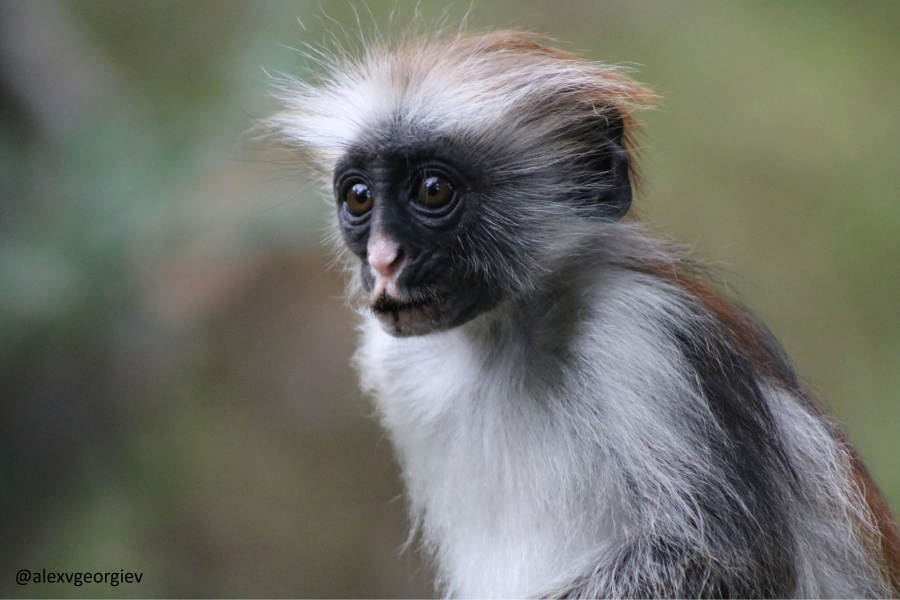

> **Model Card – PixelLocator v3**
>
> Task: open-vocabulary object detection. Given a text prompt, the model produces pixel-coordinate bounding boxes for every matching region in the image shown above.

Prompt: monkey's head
[272,32,657,336]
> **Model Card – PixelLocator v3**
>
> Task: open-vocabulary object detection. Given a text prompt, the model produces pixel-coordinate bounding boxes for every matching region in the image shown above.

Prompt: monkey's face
[273,32,650,336]
[334,146,505,337]
[332,119,634,337]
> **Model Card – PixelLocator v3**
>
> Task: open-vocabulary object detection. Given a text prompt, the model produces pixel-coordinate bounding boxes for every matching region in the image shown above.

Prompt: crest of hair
[268,29,659,189]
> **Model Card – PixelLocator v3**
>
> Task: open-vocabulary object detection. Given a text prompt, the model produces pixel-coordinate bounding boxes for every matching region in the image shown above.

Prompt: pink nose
[368,236,403,279]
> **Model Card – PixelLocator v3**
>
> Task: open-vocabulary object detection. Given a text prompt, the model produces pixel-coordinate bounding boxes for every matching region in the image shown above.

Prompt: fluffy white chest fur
[358,321,615,598]
[356,272,697,598]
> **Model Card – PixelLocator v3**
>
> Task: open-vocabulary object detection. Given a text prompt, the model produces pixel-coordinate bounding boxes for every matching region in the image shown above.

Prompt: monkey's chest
[357,321,620,598]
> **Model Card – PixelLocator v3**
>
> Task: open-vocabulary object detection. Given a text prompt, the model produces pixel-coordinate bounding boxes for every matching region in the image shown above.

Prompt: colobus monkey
[270,32,900,598]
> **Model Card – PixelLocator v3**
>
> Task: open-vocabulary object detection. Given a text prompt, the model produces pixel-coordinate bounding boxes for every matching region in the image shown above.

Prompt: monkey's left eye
[415,176,454,209]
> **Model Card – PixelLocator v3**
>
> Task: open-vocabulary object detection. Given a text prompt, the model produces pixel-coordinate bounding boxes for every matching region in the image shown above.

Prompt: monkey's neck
[356,270,626,598]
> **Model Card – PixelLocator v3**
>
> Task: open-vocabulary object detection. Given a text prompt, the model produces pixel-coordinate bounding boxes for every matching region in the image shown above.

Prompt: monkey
[269,31,900,598]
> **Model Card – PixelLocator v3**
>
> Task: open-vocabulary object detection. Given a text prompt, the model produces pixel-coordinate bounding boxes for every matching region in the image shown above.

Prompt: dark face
[333,146,504,337]
[332,118,633,337]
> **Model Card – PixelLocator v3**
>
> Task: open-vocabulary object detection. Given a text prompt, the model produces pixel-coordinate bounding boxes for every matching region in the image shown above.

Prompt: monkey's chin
[370,293,443,337]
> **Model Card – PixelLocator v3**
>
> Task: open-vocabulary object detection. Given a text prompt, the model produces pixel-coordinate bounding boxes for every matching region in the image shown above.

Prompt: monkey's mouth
[370,292,441,335]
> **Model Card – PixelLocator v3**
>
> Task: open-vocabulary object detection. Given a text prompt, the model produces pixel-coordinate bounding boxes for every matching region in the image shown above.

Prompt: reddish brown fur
[849,444,900,595]
[634,261,791,384]
[639,260,900,594]
[398,32,659,188]
[465,32,659,187]
[687,274,900,594]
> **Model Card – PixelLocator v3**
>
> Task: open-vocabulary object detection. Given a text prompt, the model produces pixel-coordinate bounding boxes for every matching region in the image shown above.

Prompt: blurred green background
[0,1,897,597]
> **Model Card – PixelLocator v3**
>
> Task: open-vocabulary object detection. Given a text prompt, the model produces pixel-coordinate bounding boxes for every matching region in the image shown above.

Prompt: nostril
[368,236,403,278]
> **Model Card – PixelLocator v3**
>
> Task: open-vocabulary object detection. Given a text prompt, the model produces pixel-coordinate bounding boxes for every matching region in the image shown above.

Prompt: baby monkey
[270,31,900,598]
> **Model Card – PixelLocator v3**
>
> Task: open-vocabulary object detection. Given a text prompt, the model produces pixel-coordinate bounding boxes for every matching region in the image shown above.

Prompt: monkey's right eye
[345,182,373,217]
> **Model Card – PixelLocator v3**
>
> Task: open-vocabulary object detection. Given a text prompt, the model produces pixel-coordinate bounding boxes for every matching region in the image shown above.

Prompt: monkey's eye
[345,182,373,217]
[415,176,454,209]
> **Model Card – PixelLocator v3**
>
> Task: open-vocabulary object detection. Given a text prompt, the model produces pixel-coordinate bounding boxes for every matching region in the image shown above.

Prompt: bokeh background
[0,1,897,597]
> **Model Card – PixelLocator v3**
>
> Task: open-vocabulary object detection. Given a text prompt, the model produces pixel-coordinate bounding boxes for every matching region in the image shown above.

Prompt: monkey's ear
[598,142,632,220]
